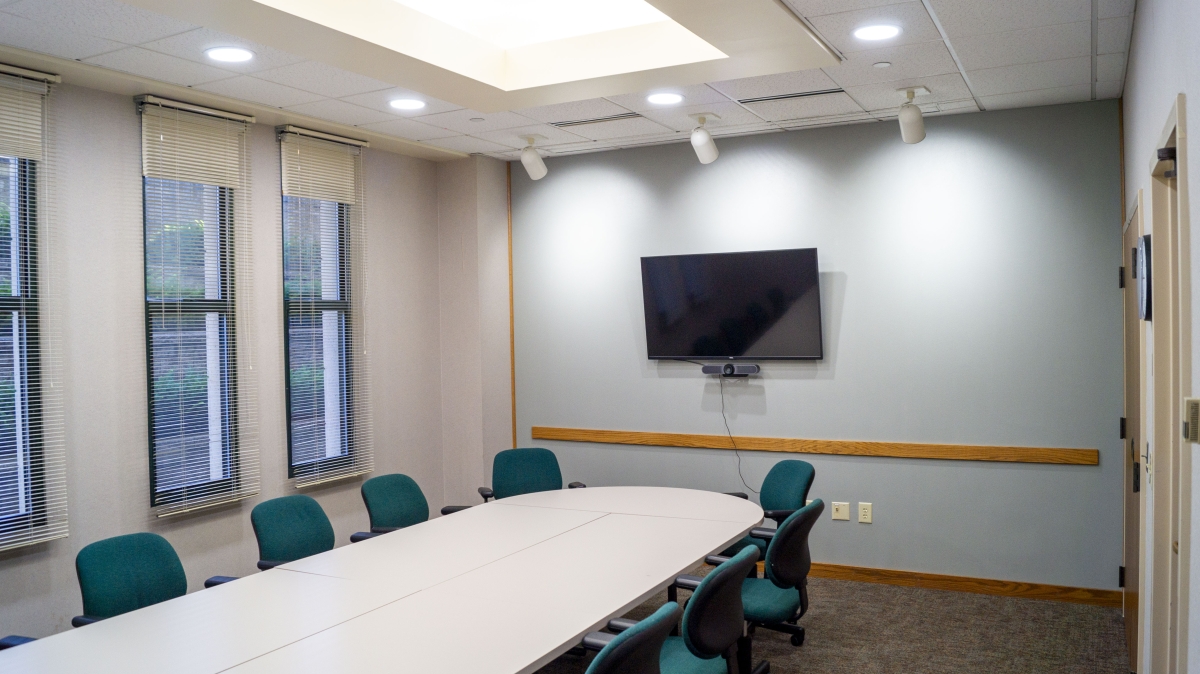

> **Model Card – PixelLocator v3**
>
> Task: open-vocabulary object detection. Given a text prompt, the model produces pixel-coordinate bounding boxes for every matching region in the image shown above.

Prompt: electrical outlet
[831,502,850,520]
[858,502,872,523]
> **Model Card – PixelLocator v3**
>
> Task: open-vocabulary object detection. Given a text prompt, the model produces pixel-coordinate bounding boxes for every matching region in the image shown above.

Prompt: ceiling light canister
[521,137,548,180]
[898,89,925,144]
[691,116,719,165]
[853,25,900,40]
[647,93,684,105]
[205,47,255,62]
[389,99,427,110]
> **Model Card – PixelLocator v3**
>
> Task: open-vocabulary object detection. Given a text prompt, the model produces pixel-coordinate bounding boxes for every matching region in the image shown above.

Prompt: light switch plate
[831,502,850,520]
[858,502,872,523]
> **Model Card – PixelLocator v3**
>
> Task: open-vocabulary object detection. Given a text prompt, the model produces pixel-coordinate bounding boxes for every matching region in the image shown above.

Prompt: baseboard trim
[532,426,1100,465]
[804,562,1122,608]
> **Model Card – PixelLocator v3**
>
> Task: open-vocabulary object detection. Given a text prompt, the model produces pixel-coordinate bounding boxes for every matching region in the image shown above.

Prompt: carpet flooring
[537,577,1128,674]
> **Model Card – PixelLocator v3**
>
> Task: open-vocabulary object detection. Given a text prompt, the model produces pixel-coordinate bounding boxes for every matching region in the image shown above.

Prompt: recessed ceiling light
[205,47,254,63]
[469,117,486,122]
[873,61,892,68]
[647,93,683,105]
[853,25,900,40]
[389,99,427,110]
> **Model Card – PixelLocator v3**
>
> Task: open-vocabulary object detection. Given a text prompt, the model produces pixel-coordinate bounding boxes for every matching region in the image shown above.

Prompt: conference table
[0,486,764,673]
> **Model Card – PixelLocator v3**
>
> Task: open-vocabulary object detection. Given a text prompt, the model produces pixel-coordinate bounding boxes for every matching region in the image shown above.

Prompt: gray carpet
[537,577,1128,674]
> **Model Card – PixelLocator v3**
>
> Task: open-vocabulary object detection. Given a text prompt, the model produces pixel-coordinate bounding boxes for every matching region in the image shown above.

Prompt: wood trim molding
[804,562,1122,608]
[507,163,517,448]
[531,427,1099,465]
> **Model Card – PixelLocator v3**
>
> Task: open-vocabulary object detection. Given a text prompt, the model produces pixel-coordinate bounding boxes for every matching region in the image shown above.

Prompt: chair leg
[757,621,805,647]
[737,631,770,674]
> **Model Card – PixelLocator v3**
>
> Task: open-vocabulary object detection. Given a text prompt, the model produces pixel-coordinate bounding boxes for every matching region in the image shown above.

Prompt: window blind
[279,130,373,487]
[0,71,68,552]
[140,100,260,516]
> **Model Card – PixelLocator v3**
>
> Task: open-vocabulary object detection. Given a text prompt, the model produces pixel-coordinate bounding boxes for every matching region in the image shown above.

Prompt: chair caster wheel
[790,633,804,647]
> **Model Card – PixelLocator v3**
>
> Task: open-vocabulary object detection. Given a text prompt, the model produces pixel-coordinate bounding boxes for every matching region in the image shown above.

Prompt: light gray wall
[0,83,448,637]
[512,102,1123,590]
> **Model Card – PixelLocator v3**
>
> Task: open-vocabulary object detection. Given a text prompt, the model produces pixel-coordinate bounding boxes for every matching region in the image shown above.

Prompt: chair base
[756,621,804,647]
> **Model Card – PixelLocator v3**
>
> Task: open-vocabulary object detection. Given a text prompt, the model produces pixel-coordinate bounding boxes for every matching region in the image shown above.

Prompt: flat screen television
[640,248,823,360]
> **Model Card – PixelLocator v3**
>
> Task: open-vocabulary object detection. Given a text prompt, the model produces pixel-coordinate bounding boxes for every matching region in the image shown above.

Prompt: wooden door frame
[1125,193,1144,672]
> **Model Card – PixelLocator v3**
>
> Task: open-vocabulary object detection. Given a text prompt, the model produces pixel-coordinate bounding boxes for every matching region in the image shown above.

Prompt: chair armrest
[204,576,237,588]
[440,505,472,515]
[478,486,494,502]
[607,617,639,633]
[567,482,586,489]
[371,526,400,534]
[581,631,616,651]
[71,616,102,628]
[350,531,378,543]
[749,527,776,540]
[257,560,284,571]
[724,491,749,499]
[672,574,704,592]
[705,554,732,566]
[763,509,796,525]
[0,635,36,649]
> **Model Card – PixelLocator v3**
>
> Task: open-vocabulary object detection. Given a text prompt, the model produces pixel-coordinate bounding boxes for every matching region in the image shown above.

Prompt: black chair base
[757,621,804,647]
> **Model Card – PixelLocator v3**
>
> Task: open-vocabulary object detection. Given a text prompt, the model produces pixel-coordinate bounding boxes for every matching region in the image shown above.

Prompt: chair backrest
[765,499,824,589]
[759,460,815,512]
[361,474,429,530]
[681,546,759,658]
[251,495,335,564]
[75,532,187,619]
[586,602,681,674]
[492,448,563,500]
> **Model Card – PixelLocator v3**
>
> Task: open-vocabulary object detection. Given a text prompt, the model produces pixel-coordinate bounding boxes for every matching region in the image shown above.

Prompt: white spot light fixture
[205,47,254,63]
[898,88,926,144]
[690,114,719,165]
[520,135,548,181]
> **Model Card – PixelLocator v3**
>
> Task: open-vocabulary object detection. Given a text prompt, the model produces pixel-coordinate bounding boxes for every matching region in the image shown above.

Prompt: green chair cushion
[251,495,335,564]
[741,577,801,624]
[492,448,562,500]
[659,636,728,674]
[361,474,429,530]
[75,532,187,619]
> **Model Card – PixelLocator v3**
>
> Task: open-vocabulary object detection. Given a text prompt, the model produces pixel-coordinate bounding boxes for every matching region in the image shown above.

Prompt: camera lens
[722,364,735,376]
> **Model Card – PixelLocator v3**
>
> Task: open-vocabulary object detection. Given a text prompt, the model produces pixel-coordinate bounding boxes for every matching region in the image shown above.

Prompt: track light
[690,115,719,165]
[520,136,548,180]
[898,88,926,144]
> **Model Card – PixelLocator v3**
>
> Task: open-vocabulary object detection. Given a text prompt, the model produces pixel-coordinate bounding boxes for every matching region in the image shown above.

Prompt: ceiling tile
[605,84,730,112]
[0,10,124,60]
[1097,53,1126,82]
[556,116,674,141]
[783,0,911,18]
[953,21,1091,71]
[515,98,632,124]
[254,61,392,98]
[638,101,765,132]
[283,99,397,126]
[413,108,538,134]
[708,122,785,138]
[822,41,957,88]
[844,72,972,111]
[138,28,305,74]
[743,91,865,122]
[936,99,979,112]
[84,47,233,87]
[708,70,840,101]
[977,83,1092,110]
[474,123,590,149]
[778,112,875,130]
[194,76,324,108]
[422,135,511,155]
[1098,16,1133,54]
[339,88,461,117]
[929,0,1090,38]
[357,117,461,141]
[1095,80,1124,99]
[967,57,1091,97]
[809,2,943,54]
[1099,0,1135,19]
[3,0,195,44]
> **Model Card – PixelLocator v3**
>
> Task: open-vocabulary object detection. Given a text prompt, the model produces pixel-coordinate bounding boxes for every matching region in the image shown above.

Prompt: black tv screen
[640,248,822,360]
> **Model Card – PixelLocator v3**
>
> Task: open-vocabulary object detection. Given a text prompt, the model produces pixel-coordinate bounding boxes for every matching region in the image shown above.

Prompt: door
[1123,198,1143,672]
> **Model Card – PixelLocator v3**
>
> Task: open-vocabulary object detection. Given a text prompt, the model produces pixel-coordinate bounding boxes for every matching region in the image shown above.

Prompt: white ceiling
[0,0,1134,161]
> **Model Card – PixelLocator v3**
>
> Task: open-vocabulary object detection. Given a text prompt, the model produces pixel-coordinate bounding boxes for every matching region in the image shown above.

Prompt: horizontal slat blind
[0,72,68,552]
[141,100,260,516]
[280,131,372,487]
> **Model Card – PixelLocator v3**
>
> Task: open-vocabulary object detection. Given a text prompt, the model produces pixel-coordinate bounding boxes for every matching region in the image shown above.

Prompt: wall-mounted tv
[640,248,823,360]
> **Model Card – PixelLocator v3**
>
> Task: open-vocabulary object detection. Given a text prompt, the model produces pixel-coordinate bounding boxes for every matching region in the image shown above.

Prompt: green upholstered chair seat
[251,495,335,565]
[659,637,728,674]
[75,532,187,619]
[741,578,801,624]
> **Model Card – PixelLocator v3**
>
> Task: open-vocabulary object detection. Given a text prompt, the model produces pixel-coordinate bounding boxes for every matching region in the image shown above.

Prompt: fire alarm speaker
[701,364,760,377]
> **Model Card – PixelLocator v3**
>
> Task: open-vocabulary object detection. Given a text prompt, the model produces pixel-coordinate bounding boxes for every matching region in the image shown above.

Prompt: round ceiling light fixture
[873,61,892,68]
[389,99,427,111]
[204,47,254,63]
[647,93,684,106]
[853,25,900,40]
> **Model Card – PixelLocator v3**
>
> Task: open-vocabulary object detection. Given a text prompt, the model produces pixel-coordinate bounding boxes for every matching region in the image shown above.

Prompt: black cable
[719,376,758,495]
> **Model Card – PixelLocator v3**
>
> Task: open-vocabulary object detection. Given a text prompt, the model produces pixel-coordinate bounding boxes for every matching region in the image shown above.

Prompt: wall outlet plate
[858,502,872,523]
[831,502,850,520]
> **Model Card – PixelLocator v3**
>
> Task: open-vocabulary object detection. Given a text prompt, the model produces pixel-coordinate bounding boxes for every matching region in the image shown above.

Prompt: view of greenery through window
[0,155,31,523]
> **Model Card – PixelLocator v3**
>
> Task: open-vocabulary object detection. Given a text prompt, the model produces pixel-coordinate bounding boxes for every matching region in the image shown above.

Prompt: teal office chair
[0,636,35,649]
[580,602,681,674]
[250,495,335,570]
[72,532,234,627]
[722,460,814,560]
[440,448,585,515]
[350,473,430,543]
[707,499,824,654]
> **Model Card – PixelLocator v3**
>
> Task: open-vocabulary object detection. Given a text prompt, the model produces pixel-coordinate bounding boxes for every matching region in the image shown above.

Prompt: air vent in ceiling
[738,88,845,104]
[550,112,643,128]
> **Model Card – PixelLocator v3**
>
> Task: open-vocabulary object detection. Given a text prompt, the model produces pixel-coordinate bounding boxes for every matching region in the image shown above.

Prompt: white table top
[0,487,762,674]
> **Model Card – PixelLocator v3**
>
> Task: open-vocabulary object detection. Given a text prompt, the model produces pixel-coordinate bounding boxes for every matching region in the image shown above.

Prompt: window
[0,71,66,552]
[141,100,259,515]
[279,130,372,485]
